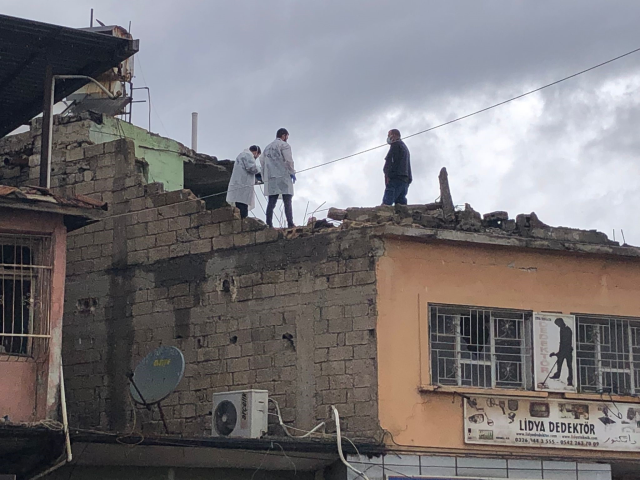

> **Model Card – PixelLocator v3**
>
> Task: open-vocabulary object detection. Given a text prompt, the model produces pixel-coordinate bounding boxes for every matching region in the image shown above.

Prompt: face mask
[386,136,393,145]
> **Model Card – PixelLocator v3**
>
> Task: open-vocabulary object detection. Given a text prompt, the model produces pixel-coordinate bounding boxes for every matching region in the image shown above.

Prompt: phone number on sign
[515,438,599,447]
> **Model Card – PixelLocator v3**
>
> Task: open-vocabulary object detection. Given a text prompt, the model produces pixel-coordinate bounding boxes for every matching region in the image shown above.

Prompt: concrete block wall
[21,135,384,440]
[0,114,108,188]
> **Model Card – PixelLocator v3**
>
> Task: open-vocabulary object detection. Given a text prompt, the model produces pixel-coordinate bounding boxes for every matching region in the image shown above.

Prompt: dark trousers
[236,202,249,219]
[266,194,294,228]
[552,354,574,385]
[382,178,410,206]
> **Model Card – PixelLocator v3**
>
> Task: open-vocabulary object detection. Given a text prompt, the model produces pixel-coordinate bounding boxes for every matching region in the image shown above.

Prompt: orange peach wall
[376,237,640,459]
[0,360,37,421]
[0,208,67,422]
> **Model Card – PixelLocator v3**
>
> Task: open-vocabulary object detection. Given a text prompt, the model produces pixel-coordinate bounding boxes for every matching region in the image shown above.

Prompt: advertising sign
[533,313,577,392]
[464,395,640,451]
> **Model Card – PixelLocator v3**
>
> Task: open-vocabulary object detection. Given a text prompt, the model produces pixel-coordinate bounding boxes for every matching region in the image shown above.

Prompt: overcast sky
[3,1,640,242]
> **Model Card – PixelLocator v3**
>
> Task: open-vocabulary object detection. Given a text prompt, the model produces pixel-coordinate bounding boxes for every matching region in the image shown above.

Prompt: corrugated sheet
[0,185,106,210]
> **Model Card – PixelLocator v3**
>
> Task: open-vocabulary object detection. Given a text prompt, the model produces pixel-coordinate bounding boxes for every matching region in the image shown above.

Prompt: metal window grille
[576,315,640,395]
[0,234,52,361]
[429,304,532,389]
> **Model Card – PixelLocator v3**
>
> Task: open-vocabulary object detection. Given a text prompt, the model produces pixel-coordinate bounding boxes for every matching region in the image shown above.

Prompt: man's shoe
[550,374,560,380]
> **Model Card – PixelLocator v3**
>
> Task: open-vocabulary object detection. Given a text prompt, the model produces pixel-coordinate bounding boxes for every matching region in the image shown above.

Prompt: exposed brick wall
[0,114,108,189]
[10,133,384,440]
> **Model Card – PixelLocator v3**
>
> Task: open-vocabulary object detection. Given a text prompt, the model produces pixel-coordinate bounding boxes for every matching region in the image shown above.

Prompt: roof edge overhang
[0,198,107,232]
[0,13,139,138]
[378,224,640,259]
[69,430,383,470]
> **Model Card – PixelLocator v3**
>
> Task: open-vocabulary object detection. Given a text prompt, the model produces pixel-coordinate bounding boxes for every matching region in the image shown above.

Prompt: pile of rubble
[326,168,619,247]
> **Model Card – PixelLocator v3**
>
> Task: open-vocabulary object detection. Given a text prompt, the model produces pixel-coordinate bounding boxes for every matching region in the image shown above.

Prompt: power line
[297,45,640,174]
[104,45,640,221]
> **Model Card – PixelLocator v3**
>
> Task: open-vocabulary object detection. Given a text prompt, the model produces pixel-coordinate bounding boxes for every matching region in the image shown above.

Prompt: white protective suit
[260,138,295,196]
[226,149,259,210]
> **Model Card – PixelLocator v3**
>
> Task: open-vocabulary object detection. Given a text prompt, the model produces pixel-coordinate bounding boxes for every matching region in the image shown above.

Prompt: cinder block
[233,232,255,247]
[252,284,275,299]
[198,224,220,238]
[210,207,240,224]
[212,235,234,250]
[353,271,376,285]
[156,231,177,246]
[255,228,280,244]
[329,273,353,288]
[148,246,170,263]
[170,242,190,257]
[190,239,212,254]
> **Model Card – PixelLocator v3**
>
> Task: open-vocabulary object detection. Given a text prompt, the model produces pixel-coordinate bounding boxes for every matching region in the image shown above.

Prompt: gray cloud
[3,0,640,241]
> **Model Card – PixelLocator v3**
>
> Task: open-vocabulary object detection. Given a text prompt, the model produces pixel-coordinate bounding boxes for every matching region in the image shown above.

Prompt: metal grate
[0,234,52,361]
[576,315,640,395]
[429,304,532,389]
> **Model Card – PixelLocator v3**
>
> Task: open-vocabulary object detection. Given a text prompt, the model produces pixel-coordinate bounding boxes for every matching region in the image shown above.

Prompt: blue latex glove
[291,174,297,184]
[255,173,262,184]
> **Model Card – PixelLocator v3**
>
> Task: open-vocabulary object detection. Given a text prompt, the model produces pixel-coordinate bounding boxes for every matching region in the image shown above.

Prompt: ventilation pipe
[191,112,198,152]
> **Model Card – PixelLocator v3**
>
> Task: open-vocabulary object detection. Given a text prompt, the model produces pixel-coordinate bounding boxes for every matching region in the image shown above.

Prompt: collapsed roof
[324,168,636,255]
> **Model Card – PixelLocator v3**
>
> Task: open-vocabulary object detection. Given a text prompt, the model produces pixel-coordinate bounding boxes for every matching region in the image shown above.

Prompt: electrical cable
[268,398,326,438]
[332,405,370,480]
[96,44,640,223]
[297,44,640,174]
[116,395,145,446]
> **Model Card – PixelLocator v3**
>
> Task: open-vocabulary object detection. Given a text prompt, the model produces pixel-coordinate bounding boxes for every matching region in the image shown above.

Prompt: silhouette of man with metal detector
[550,318,574,387]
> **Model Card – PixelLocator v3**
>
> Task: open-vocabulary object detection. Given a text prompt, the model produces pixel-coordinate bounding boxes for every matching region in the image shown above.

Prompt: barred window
[429,304,532,389]
[576,316,640,395]
[0,234,52,359]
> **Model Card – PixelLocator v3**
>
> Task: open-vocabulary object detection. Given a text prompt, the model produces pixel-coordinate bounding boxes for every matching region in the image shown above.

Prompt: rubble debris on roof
[0,185,107,211]
[327,167,620,248]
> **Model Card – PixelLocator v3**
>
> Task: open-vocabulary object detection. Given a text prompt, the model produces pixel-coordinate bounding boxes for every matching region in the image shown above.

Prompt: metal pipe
[39,74,116,189]
[60,357,72,462]
[39,65,55,189]
[132,86,151,131]
[54,75,116,99]
[191,112,198,151]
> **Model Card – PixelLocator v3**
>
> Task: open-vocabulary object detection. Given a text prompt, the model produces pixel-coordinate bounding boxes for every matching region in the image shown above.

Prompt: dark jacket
[558,324,573,355]
[383,140,412,184]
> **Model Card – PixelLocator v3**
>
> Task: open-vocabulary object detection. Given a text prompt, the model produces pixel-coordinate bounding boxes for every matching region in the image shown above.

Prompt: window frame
[0,233,52,360]
[428,303,533,390]
[574,313,640,396]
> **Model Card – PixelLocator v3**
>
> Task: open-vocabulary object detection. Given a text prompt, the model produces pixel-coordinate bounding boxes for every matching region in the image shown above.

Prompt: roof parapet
[327,167,626,250]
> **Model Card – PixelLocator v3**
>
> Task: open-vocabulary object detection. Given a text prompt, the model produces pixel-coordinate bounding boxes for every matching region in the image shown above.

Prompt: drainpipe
[27,357,73,479]
[39,65,55,189]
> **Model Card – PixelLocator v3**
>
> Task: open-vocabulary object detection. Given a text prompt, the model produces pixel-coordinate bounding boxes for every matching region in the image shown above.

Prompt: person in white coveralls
[226,145,261,219]
[260,128,296,228]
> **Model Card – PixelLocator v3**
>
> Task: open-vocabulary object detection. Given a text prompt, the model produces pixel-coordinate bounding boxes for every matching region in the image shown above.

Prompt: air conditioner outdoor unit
[211,389,268,438]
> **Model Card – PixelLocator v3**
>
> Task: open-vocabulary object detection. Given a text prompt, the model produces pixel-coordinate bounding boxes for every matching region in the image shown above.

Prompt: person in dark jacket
[382,129,412,205]
[550,317,574,386]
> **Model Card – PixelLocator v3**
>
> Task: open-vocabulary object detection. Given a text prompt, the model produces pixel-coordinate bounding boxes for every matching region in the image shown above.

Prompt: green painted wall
[89,117,185,191]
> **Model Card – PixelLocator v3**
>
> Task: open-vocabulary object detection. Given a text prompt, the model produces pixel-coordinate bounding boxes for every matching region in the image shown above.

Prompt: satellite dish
[129,346,185,405]
[214,400,238,436]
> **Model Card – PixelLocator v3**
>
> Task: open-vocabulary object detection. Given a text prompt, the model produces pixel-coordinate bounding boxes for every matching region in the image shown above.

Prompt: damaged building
[3,113,640,478]
[2,11,640,480]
